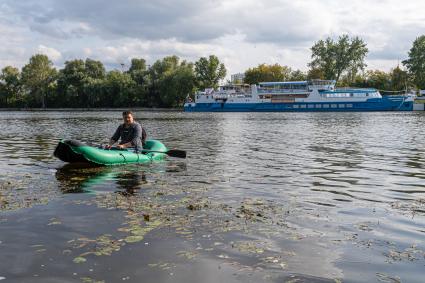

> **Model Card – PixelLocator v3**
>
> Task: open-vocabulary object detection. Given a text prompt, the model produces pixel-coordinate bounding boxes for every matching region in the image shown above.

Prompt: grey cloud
[3,0,425,70]
[367,24,424,61]
[3,0,324,45]
[4,0,228,41]
[29,22,71,39]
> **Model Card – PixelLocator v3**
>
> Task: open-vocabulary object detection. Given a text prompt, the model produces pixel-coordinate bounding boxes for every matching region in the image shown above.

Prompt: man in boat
[105,111,146,151]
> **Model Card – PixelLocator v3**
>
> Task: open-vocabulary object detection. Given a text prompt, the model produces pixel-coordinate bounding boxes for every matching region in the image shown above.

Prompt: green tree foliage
[128,58,147,85]
[194,55,226,89]
[0,66,22,106]
[149,56,196,107]
[57,58,106,107]
[129,58,146,74]
[85,58,106,79]
[57,59,87,107]
[402,35,425,90]
[289,69,307,81]
[103,71,136,107]
[244,64,292,84]
[307,68,325,80]
[349,67,410,93]
[390,66,408,91]
[308,35,368,83]
[21,54,57,108]
[159,62,196,107]
[127,58,149,105]
[351,70,391,90]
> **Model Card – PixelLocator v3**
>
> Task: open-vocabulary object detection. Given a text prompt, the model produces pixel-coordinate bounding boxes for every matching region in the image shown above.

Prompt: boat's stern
[54,140,91,163]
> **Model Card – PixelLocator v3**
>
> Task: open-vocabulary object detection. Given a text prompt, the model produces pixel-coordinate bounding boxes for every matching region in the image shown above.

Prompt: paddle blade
[166,149,186,158]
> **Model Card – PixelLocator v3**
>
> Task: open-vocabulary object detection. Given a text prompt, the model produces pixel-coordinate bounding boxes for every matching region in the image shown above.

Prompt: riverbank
[0,107,182,112]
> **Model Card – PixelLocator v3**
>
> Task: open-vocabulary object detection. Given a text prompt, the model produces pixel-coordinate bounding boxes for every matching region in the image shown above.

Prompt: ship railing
[257,89,307,94]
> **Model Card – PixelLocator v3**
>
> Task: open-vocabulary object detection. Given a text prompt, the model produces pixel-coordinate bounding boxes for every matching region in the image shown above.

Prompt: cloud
[2,0,332,44]
[37,45,62,61]
[1,0,425,74]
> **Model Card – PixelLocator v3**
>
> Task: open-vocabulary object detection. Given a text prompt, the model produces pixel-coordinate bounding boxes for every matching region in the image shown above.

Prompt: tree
[56,58,106,107]
[148,56,180,106]
[57,59,87,107]
[307,68,325,80]
[128,58,146,74]
[289,69,307,81]
[148,56,196,107]
[103,70,136,107]
[85,58,106,79]
[127,58,149,105]
[194,55,226,89]
[128,58,148,85]
[390,66,408,91]
[402,35,425,90]
[308,35,368,83]
[21,54,57,108]
[0,66,22,106]
[159,61,196,107]
[244,64,291,84]
[364,70,391,90]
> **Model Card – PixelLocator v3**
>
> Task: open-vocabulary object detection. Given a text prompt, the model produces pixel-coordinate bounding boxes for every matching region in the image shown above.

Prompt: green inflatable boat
[54,139,169,166]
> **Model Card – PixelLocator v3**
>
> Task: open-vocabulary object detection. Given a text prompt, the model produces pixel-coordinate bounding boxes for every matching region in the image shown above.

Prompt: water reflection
[55,164,147,195]
[115,170,147,196]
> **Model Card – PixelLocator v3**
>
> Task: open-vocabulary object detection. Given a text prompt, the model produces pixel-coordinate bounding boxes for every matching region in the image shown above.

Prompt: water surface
[0,111,424,283]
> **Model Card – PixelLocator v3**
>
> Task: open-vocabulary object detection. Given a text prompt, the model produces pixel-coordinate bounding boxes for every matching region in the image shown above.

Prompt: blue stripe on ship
[184,97,413,112]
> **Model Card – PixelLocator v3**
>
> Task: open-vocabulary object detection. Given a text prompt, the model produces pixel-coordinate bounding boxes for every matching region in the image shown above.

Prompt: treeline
[1,34,425,108]
[0,55,226,108]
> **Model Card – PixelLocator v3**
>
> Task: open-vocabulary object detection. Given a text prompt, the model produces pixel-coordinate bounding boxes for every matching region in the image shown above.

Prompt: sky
[1,0,424,77]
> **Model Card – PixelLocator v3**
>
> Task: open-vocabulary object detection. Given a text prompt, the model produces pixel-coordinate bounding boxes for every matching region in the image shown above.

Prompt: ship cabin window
[323,104,329,108]
[339,104,345,108]
[300,104,306,108]
[366,93,369,96]
[206,95,209,99]
[259,82,307,92]
[331,104,337,108]
[293,105,299,108]
[346,104,353,108]
[197,95,199,99]
[316,104,322,108]
[308,104,314,108]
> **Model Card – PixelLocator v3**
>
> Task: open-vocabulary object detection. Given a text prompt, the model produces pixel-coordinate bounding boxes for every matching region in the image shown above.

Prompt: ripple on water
[0,111,425,282]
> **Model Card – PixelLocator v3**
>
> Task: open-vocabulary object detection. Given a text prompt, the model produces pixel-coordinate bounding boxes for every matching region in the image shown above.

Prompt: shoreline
[0,107,182,112]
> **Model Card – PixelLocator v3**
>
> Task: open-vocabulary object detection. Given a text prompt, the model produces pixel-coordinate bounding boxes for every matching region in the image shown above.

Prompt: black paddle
[141,149,186,158]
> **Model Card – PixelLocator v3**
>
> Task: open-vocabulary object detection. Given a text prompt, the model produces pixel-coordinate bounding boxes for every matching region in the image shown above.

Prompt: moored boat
[184,80,415,112]
[54,139,168,166]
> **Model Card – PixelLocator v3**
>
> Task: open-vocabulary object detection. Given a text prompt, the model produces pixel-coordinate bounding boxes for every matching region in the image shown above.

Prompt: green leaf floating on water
[124,219,162,243]
[124,235,145,243]
[73,256,87,264]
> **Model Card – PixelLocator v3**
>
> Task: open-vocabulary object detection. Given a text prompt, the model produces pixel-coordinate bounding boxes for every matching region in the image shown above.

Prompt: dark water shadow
[55,164,148,195]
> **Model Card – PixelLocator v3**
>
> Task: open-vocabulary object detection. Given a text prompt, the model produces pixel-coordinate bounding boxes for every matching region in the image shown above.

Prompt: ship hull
[184,96,413,112]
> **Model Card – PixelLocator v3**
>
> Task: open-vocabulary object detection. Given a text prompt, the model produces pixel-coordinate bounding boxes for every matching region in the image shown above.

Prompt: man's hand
[116,144,125,150]
[104,144,112,150]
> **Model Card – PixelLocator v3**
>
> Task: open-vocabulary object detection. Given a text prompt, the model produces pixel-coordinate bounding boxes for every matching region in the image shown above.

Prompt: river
[0,111,424,283]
